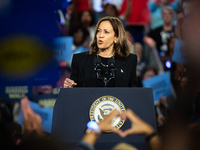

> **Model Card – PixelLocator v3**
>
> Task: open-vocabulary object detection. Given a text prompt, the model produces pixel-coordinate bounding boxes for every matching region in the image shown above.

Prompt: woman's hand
[98,109,124,136]
[63,78,77,88]
[21,96,44,137]
[120,109,154,137]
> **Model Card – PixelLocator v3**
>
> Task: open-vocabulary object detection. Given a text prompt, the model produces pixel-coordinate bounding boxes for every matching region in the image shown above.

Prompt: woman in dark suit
[64,16,137,87]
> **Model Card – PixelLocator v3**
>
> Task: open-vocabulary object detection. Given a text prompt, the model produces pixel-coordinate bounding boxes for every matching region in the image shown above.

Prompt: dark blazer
[70,52,137,87]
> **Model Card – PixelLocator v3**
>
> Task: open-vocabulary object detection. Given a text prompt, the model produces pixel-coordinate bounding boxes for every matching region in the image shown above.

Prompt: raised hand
[120,109,154,137]
[98,109,124,136]
[21,96,44,137]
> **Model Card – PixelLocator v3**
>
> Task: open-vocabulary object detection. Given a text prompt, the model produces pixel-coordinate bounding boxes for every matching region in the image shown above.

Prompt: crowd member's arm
[170,0,181,11]
[21,96,45,138]
[143,36,156,49]
[148,0,159,12]
[119,0,132,21]
[121,109,161,150]
[175,13,184,39]
[143,28,156,49]
[88,0,94,11]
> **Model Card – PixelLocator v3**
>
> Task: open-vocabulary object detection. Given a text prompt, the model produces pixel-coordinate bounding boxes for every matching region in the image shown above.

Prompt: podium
[51,88,156,150]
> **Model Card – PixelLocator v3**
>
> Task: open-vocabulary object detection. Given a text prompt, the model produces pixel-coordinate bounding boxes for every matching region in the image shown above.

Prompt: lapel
[83,54,97,86]
[115,58,128,87]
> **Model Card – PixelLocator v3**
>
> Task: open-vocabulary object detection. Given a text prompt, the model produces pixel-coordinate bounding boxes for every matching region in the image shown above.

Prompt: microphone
[94,57,102,79]
[108,57,116,79]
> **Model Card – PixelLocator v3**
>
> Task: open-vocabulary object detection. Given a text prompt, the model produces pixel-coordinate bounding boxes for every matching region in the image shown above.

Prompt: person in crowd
[148,0,180,30]
[64,16,137,88]
[157,73,189,125]
[137,65,158,87]
[144,6,175,58]
[125,27,134,45]
[56,1,75,36]
[140,66,166,126]
[79,9,96,44]
[141,66,158,81]
[103,3,119,17]
[134,42,146,77]
[119,0,150,44]
[96,2,120,21]
[69,25,90,53]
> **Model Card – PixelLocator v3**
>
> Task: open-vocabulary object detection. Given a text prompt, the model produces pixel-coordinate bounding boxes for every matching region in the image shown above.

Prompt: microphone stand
[94,57,116,87]
[103,58,116,87]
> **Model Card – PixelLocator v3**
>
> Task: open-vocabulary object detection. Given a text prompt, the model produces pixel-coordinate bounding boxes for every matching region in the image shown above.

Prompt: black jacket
[70,52,137,87]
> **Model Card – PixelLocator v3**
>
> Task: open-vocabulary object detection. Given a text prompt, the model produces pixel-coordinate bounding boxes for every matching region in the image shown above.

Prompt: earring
[114,41,116,43]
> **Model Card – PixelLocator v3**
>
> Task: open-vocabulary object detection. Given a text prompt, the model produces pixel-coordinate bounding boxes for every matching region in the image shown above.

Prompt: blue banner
[0,84,32,103]
[172,38,186,64]
[18,101,53,133]
[142,72,172,101]
[54,36,73,64]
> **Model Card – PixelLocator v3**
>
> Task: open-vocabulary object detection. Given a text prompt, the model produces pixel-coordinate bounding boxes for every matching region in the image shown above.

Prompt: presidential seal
[89,96,125,129]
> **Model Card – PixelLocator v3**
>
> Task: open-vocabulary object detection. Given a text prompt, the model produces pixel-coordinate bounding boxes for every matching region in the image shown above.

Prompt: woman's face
[96,21,117,50]
[105,4,117,16]
[81,11,92,25]
[73,29,83,46]
[143,70,156,80]
[162,9,173,24]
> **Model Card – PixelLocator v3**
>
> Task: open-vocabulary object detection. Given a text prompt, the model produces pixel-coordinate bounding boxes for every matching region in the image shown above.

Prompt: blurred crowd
[1,0,200,149]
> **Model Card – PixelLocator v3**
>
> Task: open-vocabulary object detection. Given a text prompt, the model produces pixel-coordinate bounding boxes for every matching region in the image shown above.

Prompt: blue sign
[18,101,53,133]
[172,38,186,64]
[142,72,172,101]
[0,84,32,103]
[54,36,73,64]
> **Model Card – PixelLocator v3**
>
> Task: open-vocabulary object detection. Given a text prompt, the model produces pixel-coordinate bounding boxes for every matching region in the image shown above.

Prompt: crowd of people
[1,0,200,150]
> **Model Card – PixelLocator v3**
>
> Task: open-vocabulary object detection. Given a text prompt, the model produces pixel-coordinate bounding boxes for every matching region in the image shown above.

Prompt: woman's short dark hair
[89,16,131,58]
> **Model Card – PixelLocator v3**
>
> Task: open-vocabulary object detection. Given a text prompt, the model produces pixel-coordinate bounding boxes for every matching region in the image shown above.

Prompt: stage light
[166,61,171,69]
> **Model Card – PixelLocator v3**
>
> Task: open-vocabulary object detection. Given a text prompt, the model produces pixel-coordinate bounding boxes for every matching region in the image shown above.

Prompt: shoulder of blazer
[127,53,137,60]
[119,53,137,63]
[73,52,90,60]
[72,51,96,66]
